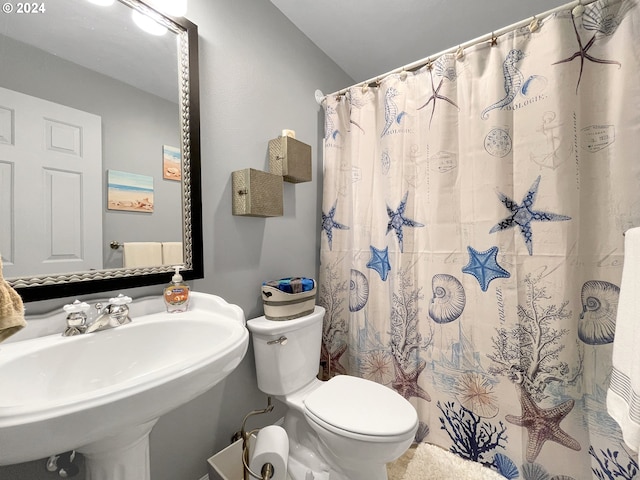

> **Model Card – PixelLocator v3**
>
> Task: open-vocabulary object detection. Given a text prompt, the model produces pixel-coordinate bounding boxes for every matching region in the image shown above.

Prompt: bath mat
[387,443,505,480]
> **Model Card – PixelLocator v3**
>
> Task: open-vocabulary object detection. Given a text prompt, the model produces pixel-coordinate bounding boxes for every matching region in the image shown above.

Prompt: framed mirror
[0,0,203,302]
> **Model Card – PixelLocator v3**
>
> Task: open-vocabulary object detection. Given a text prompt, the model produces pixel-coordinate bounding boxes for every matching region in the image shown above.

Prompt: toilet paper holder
[239,396,276,480]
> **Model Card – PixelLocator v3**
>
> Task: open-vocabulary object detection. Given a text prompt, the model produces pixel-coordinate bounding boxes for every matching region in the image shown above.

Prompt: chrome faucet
[63,295,132,336]
[86,294,132,333]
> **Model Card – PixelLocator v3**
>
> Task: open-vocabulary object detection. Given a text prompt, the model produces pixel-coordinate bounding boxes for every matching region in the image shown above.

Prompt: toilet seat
[303,375,417,441]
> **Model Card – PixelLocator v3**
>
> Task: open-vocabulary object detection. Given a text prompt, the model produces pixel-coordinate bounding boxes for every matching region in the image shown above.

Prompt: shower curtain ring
[529,16,540,32]
[455,45,464,60]
[488,32,498,46]
[572,0,585,16]
[425,58,433,70]
[399,69,408,81]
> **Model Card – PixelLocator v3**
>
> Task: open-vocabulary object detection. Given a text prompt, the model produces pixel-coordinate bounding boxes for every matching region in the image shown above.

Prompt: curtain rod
[319,0,596,102]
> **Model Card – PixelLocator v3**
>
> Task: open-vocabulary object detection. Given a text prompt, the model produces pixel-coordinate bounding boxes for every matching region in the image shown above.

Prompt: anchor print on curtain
[319,0,640,478]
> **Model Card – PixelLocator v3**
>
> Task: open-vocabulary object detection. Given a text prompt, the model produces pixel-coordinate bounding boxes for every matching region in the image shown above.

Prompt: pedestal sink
[0,292,248,480]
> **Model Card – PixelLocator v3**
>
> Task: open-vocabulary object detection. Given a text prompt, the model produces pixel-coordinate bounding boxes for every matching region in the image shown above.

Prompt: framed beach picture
[107,170,154,213]
[163,144,181,181]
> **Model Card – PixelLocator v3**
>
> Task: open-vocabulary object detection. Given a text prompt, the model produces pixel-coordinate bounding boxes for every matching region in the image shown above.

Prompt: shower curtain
[319,0,640,478]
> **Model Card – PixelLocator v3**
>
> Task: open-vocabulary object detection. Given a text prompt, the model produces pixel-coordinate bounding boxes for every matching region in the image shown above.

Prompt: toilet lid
[304,375,417,437]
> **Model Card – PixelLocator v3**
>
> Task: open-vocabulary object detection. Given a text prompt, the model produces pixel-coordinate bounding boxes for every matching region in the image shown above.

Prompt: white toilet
[247,306,418,480]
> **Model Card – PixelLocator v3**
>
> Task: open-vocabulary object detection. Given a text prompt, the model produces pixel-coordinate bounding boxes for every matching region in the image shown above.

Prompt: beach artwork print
[107,170,154,212]
[163,145,181,181]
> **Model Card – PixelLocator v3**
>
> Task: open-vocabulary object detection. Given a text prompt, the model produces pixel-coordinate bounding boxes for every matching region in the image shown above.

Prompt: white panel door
[0,86,102,278]
[0,160,13,265]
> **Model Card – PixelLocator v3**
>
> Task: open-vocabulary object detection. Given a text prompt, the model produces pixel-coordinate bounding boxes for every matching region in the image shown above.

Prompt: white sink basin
[0,292,248,479]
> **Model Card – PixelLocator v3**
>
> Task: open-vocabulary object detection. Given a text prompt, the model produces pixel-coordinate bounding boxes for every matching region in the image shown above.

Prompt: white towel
[123,242,163,268]
[161,242,183,266]
[607,227,640,452]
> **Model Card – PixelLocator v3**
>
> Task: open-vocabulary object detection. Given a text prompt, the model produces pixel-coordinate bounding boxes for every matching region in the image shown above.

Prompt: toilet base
[287,456,387,480]
[282,409,389,480]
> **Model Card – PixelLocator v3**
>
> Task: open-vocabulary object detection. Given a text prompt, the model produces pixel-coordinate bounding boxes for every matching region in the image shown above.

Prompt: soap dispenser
[164,265,190,313]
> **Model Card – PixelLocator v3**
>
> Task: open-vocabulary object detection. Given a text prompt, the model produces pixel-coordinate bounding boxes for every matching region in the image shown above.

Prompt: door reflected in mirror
[0,0,203,301]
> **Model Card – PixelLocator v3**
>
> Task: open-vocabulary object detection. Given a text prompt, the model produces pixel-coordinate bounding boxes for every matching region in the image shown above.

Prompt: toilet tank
[247,306,325,396]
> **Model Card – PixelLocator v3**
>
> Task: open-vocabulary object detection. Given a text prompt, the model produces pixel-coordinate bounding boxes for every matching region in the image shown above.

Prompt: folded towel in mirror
[162,242,183,266]
[123,242,163,268]
[0,255,26,342]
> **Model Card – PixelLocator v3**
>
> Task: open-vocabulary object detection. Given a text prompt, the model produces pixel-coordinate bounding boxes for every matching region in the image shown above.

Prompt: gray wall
[0,35,182,271]
[0,0,352,479]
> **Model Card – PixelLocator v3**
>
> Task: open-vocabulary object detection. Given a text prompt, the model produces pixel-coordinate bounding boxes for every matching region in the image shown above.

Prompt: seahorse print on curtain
[381,87,407,136]
[481,49,525,119]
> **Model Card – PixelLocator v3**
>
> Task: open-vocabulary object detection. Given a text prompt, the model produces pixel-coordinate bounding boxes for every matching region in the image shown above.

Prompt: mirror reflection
[0,0,202,300]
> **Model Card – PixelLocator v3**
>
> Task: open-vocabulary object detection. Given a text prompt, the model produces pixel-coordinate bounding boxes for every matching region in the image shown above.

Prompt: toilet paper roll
[250,425,289,480]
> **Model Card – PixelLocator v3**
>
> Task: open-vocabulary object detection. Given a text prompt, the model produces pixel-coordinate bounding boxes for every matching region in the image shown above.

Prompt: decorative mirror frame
[10,0,203,302]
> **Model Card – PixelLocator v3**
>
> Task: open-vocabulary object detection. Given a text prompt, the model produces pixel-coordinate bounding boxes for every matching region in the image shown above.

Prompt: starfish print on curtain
[506,383,581,463]
[553,1,632,93]
[417,56,459,129]
[320,341,348,379]
[489,176,571,255]
[387,191,424,253]
[462,245,510,292]
[392,357,431,402]
[367,245,391,281]
[322,199,349,251]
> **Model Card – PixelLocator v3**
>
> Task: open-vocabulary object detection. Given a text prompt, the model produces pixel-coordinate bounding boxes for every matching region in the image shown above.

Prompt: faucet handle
[62,300,90,336]
[107,294,132,326]
[109,294,132,306]
[63,300,90,315]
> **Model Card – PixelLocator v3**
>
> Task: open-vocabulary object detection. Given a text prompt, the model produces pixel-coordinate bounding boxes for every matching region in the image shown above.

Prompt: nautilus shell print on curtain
[578,280,620,345]
[428,274,466,324]
[349,269,369,312]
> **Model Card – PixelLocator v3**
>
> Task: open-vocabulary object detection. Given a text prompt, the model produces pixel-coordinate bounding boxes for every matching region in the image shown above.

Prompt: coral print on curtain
[319,0,640,478]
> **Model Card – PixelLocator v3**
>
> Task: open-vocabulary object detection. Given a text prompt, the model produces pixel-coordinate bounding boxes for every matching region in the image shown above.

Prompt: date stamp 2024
[2,2,46,14]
